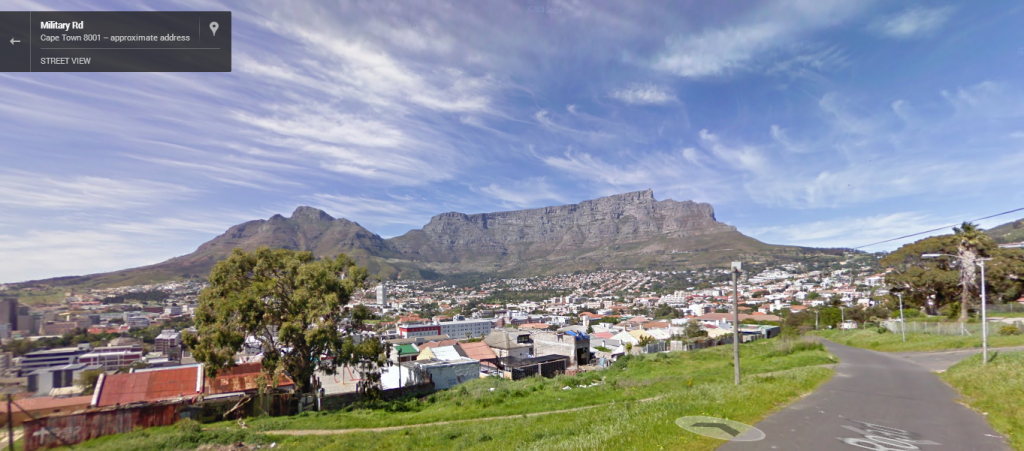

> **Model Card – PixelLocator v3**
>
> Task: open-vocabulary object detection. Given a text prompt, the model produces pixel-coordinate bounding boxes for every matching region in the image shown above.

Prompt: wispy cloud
[869,6,954,39]
[474,178,568,209]
[653,0,870,77]
[609,83,677,105]
[749,212,954,249]
[0,172,192,210]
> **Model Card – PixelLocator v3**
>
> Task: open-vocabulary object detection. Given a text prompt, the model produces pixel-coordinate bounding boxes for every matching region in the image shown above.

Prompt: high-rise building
[0,298,19,331]
[376,283,388,307]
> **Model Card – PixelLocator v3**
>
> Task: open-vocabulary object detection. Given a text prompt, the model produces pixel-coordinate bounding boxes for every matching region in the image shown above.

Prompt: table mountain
[10,190,785,288]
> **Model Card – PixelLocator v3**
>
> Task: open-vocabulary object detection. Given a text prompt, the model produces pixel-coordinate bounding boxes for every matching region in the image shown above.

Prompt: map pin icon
[210,21,219,36]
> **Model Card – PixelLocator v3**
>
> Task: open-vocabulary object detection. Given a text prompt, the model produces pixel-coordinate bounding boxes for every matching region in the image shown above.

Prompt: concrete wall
[421,361,480,390]
[532,332,590,366]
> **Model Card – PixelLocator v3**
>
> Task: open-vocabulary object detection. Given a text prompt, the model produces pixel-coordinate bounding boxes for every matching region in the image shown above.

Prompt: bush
[999,325,1022,336]
[176,418,201,437]
[877,327,888,334]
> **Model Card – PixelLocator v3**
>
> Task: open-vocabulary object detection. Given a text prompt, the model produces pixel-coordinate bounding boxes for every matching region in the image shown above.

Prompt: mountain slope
[10,190,791,289]
[987,217,1024,244]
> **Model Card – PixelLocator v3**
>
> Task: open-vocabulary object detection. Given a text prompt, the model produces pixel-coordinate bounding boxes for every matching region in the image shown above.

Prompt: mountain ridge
[8,190,803,289]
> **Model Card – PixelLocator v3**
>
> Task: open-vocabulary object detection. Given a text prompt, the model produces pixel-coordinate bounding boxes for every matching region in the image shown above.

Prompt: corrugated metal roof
[393,344,418,355]
[95,366,201,407]
[458,341,497,361]
[11,396,91,412]
[206,368,294,395]
[430,345,465,362]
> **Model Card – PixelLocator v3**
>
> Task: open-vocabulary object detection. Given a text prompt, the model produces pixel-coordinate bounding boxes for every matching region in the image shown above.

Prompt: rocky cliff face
[11,191,774,288]
[386,189,742,265]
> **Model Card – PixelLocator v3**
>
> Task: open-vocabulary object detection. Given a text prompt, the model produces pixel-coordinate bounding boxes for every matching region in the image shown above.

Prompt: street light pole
[922,253,992,364]
[897,292,906,342]
[980,259,988,365]
[731,261,741,386]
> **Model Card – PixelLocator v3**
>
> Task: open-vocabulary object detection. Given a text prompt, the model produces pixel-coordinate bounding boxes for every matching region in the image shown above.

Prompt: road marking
[675,416,765,441]
[836,419,940,450]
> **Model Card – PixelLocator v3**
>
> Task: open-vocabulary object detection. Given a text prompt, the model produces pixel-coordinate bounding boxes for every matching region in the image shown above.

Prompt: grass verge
[61,337,835,450]
[811,329,1024,352]
[940,352,1024,450]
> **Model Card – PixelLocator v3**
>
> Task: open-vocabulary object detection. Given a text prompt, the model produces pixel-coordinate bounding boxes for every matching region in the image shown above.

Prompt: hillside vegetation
[64,337,834,451]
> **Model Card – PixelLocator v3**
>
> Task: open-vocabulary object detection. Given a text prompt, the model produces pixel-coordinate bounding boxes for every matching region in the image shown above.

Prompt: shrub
[877,327,888,334]
[176,419,201,437]
[998,325,1022,336]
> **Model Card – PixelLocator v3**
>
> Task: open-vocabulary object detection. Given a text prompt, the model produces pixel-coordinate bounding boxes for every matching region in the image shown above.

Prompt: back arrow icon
[10,38,20,45]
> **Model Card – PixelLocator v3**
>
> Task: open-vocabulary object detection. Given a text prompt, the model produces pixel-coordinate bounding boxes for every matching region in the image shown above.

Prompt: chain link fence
[882,320,1007,337]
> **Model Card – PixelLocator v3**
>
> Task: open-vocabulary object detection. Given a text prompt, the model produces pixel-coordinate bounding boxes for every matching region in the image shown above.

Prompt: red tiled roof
[592,332,614,339]
[206,363,295,395]
[95,366,201,407]
[459,341,497,361]
[419,339,460,349]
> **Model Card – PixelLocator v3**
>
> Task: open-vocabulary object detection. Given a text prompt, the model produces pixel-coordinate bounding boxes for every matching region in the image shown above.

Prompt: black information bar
[0,11,231,72]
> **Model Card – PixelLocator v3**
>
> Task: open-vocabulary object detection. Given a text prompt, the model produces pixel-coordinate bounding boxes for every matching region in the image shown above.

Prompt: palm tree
[953,222,992,322]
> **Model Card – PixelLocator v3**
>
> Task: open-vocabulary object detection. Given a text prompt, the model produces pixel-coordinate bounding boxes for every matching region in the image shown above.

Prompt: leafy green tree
[76,368,105,394]
[882,235,960,315]
[184,247,371,396]
[806,292,820,300]
[683,320,707,338]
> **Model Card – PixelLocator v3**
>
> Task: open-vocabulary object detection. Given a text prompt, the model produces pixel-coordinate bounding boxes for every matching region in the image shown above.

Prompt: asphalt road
[716,341,1010,451]
[893,345,1024,372]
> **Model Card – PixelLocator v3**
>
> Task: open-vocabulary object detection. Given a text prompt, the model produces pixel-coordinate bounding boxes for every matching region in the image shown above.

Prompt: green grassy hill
[61,337,835,451]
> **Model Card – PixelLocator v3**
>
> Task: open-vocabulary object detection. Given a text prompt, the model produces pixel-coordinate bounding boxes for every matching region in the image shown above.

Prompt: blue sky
[3,0,1024,283]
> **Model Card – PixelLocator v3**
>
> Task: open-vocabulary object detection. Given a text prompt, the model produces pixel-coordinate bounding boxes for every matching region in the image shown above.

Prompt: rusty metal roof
[95,366,201,407]
[458,341,497,361]
[205,363,295,395]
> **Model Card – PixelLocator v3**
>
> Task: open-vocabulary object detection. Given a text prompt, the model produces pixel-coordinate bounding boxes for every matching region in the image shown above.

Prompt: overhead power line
[854,206,1024,250]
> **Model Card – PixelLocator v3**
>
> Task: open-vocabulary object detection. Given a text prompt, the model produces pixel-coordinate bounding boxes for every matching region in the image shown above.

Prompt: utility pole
[731,261,741,386]
[897,292,906,342]
[980,259,989,365]
[5,394,11,451]
[815,310,819,330]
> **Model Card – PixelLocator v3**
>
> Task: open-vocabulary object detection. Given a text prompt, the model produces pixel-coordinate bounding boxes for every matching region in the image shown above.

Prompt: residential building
[78,349,143,371]
[483,331,531,362]
[155,329,182,356]
[532,331,591,366]
[398,323,442,338]
[437,316,492,338]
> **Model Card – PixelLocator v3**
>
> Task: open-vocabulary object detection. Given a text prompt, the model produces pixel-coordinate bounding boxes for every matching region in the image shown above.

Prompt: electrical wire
[854,206,1024,250]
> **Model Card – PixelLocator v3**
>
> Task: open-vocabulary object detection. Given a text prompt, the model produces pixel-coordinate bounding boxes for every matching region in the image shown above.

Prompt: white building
[437,315,492,338]
[376,283,388,307]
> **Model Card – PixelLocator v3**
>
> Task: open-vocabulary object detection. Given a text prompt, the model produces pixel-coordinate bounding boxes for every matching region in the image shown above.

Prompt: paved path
[894,345,1024,372]
[718,341,1010,451]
